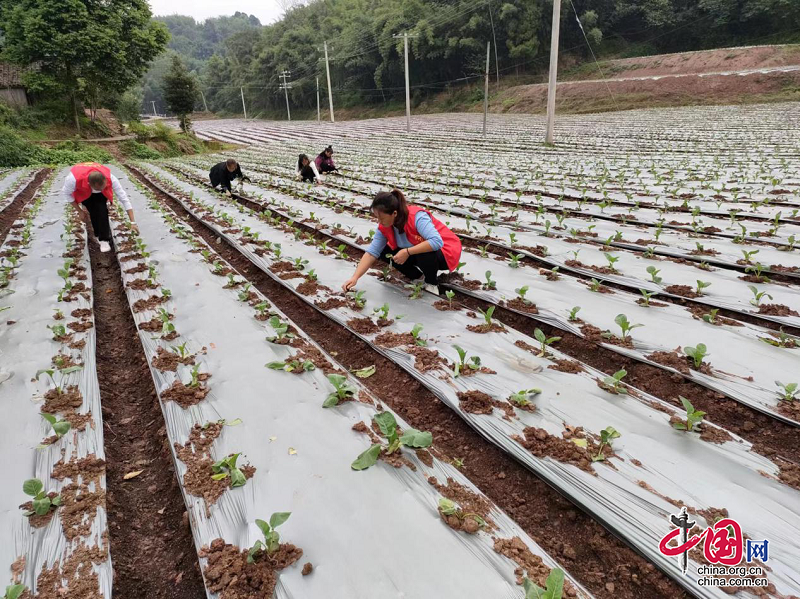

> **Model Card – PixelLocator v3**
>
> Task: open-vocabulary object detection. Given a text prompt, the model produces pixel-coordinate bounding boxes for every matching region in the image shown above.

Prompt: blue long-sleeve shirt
[365,211,443,258]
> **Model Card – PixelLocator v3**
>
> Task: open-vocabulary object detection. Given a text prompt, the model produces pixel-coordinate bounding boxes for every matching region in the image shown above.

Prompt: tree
[163,55,198,132]
[0,0,168,131]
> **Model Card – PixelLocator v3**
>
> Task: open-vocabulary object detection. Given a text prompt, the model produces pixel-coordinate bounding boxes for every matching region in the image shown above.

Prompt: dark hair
[371,189,408,229]
[298,154,309,169]
[87,171,106,188]
[226,158,237,168]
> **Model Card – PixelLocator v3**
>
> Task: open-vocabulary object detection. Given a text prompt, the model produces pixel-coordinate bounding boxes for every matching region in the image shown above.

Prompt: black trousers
[381,245,448,285]
[319,163,337,173]
[82,194,111,242]
[300,164,316,182]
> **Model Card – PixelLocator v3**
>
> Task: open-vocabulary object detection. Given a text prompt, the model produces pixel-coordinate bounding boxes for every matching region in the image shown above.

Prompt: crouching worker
[297,154,323,184]
[61,163,138,253]
[315,146,338,174]
[342,189,462,296]
[209,158,250,196]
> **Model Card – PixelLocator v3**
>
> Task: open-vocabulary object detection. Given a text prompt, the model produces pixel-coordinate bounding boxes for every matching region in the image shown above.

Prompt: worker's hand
[225,189,232,197]
[130,222,140,234]
[393,249,410,265]
[342,276,359,292]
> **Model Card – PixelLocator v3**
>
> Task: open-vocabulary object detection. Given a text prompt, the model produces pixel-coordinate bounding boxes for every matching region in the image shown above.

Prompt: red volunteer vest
[378,205,462,272]
[70,163,113,204]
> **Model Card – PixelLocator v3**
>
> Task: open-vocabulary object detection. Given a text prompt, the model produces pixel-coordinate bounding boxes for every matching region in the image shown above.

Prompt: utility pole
[240,87,247,119]
[545,0,562,145]
[488,7,500,87]
[394,32,418,133]
[323,41,335,122]
[151,101,157,117]
[483,41,490,136]
[279,70,292,121]
[316,76,321,123]
[200,90,209,112]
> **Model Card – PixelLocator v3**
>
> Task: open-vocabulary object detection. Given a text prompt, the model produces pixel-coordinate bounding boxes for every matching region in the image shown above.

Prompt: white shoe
[423,283,440,296]
[99,241,111,253]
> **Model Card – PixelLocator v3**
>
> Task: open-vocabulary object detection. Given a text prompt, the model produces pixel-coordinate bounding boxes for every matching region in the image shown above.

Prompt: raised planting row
[131,164,800,598]
[162,162,800,427]
[0,171,112,598]
[106,166,585,599]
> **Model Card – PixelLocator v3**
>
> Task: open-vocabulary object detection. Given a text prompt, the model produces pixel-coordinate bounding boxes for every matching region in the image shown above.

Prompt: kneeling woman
[342,189,462,295]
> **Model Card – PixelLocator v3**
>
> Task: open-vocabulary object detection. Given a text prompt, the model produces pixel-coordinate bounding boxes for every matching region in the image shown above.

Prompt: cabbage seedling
[266,316,294,342]
[438,498,486,529]
[591,426,620,462]
[615,314,643,340]
[411,324,427,347]
[373,303,391,321]
[639,289,655,307]
[406,281,424,299]
[478,306,495,326]
[508,253,524,268]
[695,280,711,295]
[684,343,709,368]
[48,323,67,340]
[36,366,82,395]
[646,265,662,284]
[515,286,531,303]
[568,306,581,321]
[761,329,794,348]
[335,244,348,260]
[211,453,247,487]
[237,283,253,302]
[247,513,292,563]
[351,412,432,470]
[170,342,191,359]
[483,271,496,290]
[672,396,705,432]
[323,374,357,407]
[741,249,759,264]
[41,413,71,440]
[603,252,619,272]
[534,328,561,357]
[254,302,271,319]
[3,584,26,599]
[602,369,627,394]
[776,381,797,402]
[524,569,565,599]
[293,257,308,271]
[444,289,455,308]
[452,344,481,377]
[702,309,719,324]
[161,288,172,299]
[348,290,366,309]
[747,285,772,307]
[266,359,315,373]
[21,478,62,516]
[508,388,541,408]
[589,278,601,292]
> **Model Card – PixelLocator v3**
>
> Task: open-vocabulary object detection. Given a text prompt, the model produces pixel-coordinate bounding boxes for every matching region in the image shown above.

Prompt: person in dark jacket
[297,154,322,183]
[209,159,250,196]
[314,146,338,174]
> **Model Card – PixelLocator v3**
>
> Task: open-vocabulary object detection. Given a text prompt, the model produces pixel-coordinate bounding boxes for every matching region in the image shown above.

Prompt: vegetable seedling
[591,426,620,462]
[524,568,565,599]
[508,388,541,408]
[323,374,357,407]
[410,324,427,346]
[3,584,26,599]
[603,252,619,272]
[247,513,292,563]
[615,313,643,340]
[747,285,772,307]
[589,278,601,292]
[438,498,487,530]
[534,328,561,357]
[646,265,662,284]
[695,280,711,295]
[373,303,391,321]
[406,281,424,300]
[602,369,627,394]
[776,381,798,402]
[684,343,710,368]
[21,478,62,517]
[351,412,432,470]
[35,366,82,395]
[452,344,481,377]
[568,306,581,321]
[266,359,315,373]
[41,413,71,440]
[444,289,455,307]
[348,290,366,309]
[170,342,191,359]
[639,289,655,307]
[483,270,496,290]
[508,253,524,268]
[702,309,719,324]
[293,257,308,271]
[237,283,253,302]
[515,286,531,304]
[478,306,496,327]
[335,244,348,260]
[211,453,248,487]
[266,316,294,342]
[48,323,67,340]
[672,396,705,432]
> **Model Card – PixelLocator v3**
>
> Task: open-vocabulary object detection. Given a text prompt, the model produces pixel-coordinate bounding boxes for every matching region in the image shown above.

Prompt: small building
[0,62,29,107]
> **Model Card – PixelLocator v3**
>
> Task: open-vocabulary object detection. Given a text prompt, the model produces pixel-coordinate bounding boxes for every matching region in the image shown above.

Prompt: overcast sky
[149,0,282,25]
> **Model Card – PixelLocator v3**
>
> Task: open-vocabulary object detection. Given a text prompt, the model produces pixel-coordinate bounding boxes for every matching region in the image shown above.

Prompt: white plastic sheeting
[110,166,585,599]
[0,171,111,596]
[139,165,800,598]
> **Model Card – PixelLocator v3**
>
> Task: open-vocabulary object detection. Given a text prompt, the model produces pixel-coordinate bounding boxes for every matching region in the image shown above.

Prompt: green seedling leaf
[352,365,376,379]
[351,444,381,471]
[399,428,433,448]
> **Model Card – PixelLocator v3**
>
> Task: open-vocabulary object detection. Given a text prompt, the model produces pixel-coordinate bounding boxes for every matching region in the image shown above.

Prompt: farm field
[1,102,799,599]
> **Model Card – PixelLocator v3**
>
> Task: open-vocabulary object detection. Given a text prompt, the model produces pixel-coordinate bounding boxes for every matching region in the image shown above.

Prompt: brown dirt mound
[758,303,799,317]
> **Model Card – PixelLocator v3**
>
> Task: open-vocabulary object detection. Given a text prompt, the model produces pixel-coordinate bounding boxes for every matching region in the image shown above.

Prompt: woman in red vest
[61,163,138,252]
[342,189,462,295]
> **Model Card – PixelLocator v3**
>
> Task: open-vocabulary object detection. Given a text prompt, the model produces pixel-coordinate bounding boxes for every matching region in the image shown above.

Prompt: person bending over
[61,163,138,253]
[209,158,250,196]
[315,146,338,174]
[297,154,323,184]
[342,189,462,296]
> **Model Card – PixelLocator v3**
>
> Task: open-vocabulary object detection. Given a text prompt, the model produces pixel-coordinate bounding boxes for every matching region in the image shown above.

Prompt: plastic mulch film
[137,166,800,598]
[109,166,589,599]
[0,169,37,213]
[0,170,112,596]
[156,164,800,427]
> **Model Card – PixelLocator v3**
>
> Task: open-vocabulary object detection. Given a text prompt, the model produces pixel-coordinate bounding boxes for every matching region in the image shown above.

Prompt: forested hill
[150,0,800,117]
